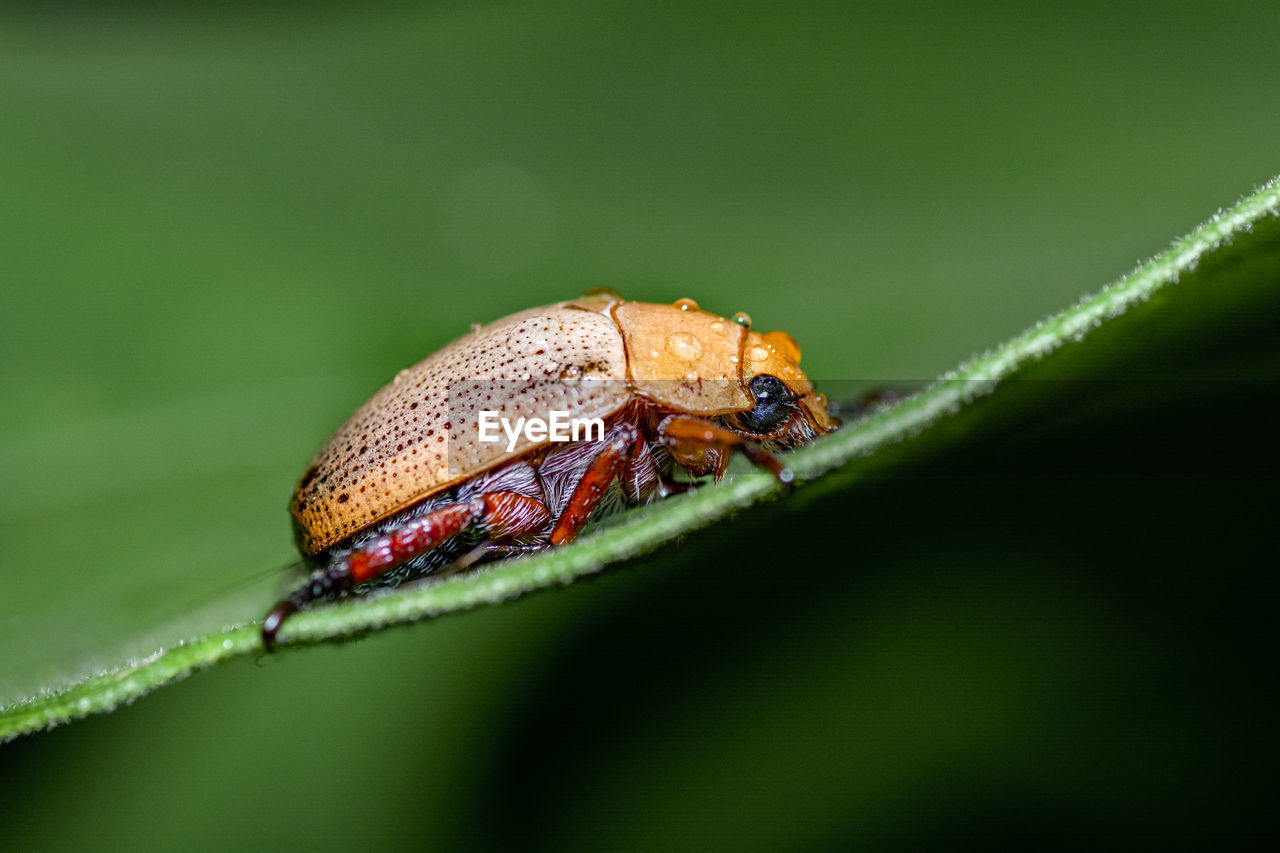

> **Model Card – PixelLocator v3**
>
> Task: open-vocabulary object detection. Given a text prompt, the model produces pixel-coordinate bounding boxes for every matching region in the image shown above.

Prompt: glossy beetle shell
[291,292,829,555]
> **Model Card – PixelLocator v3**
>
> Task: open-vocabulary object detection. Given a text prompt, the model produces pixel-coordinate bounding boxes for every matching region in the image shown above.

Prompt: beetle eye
[738,374,793,434]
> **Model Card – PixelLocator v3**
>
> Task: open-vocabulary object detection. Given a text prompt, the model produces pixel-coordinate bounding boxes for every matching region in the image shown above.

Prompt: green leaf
[2,176,1277,743]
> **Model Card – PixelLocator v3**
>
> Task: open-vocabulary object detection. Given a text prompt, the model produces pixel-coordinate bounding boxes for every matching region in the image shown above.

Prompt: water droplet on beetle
[559,364,582,383]
[666,331,703,361]
[749,345,770,362]
[673,298,700,311]
[732,312,752,327]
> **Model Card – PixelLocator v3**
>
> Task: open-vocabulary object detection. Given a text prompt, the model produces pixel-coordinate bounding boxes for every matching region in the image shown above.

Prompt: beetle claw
[261,598,299,651]
[657,476,698,498]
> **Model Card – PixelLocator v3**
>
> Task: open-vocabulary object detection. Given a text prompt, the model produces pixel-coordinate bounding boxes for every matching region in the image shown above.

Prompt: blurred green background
[2,1,1277,848]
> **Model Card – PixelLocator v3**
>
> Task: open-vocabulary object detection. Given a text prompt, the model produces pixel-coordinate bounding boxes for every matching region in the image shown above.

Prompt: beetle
[262,291,837,647]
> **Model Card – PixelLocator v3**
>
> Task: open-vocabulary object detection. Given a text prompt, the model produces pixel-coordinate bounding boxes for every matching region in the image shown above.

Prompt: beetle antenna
[825,388,911,421]
[150,556,309,640]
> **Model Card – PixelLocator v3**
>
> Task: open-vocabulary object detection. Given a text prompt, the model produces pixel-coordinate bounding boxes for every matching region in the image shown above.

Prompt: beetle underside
[262,396,831,648]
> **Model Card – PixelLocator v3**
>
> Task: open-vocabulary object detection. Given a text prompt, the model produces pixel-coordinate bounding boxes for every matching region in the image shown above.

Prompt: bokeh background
[2,1,1277,848]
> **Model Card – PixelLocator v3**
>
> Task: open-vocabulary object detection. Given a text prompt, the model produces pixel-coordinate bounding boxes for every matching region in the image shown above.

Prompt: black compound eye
[738,374,792,434]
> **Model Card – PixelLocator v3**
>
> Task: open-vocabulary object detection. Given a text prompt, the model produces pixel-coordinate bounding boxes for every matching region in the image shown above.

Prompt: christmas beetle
[263,291,837,647]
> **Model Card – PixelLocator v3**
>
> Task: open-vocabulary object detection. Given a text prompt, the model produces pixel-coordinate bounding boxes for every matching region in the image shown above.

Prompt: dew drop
[749,345,770,362]
[506,317,554,356]
[583,286,623,302]
[732,312,752,327]
[559,364,582,383]
[666,331,704,361]
[673,297,700,311]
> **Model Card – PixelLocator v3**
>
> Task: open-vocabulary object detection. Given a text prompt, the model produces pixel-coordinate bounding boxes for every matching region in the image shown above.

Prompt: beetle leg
[617,431,662,504]
[448,541,546,575]
[263,491,549,648]
[655,414,793,483]
[617,434,697,500]
[656,474,696,497]
[549,423,639,545]
[470,491,553,544]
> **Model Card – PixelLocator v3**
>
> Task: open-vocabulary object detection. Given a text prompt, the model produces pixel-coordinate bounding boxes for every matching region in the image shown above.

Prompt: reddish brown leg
[617,433,695,500]
[262,491,549,649]
[656,474,696,496]
[656,414,793,483]
[550,424,638,545]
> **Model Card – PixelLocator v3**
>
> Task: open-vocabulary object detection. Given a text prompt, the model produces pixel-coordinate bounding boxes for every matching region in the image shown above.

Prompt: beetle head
[729,327,838,447]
